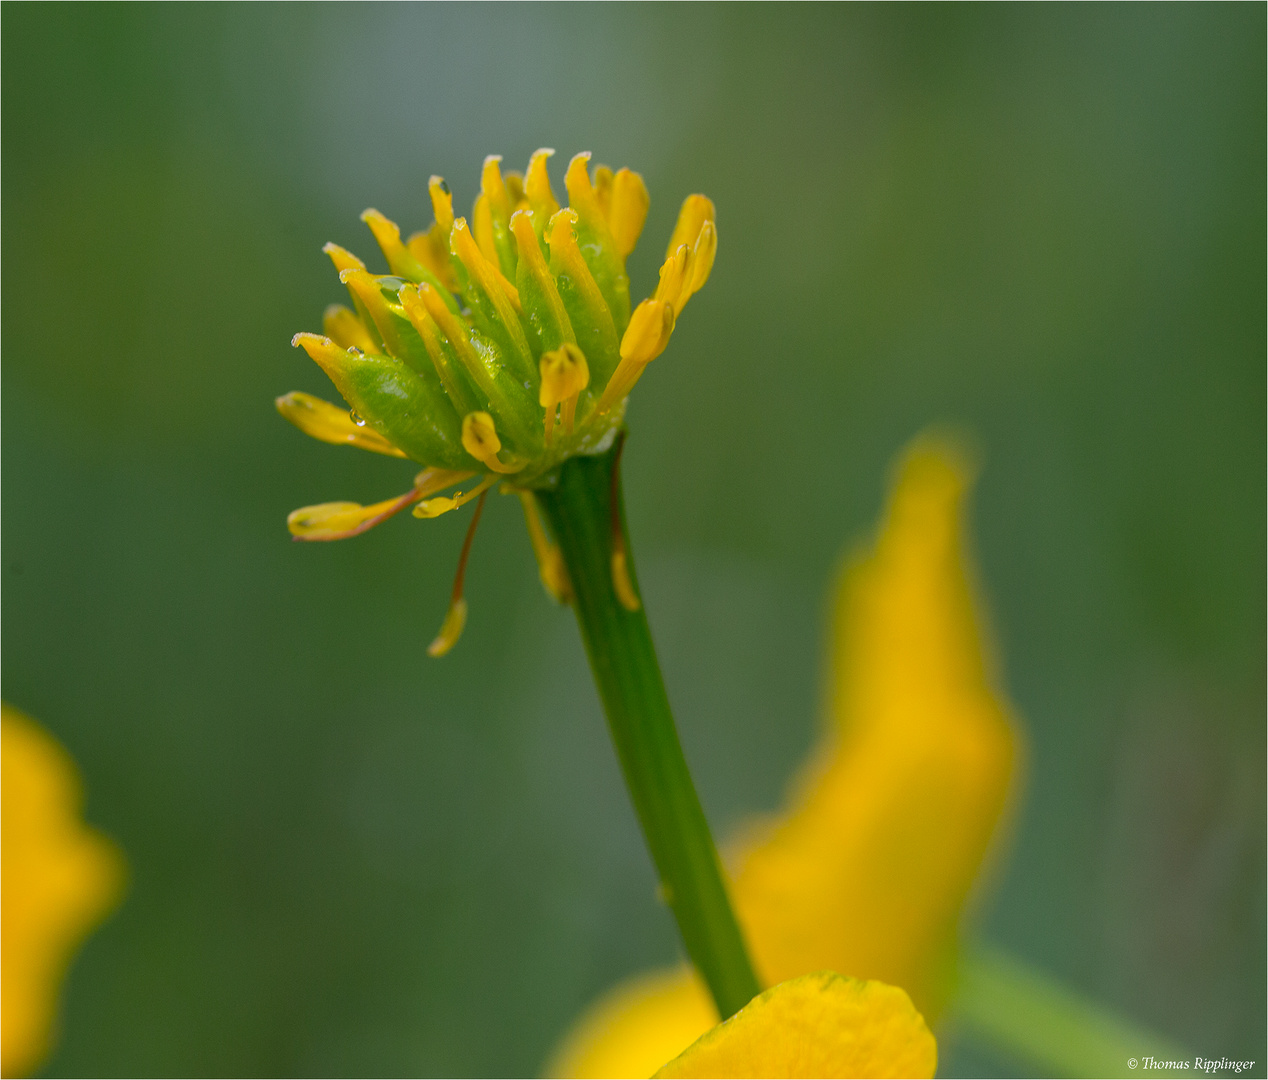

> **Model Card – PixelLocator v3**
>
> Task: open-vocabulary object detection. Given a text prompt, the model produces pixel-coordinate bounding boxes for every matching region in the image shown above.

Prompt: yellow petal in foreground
[654,972,935,1080]
[2,704,125,1078]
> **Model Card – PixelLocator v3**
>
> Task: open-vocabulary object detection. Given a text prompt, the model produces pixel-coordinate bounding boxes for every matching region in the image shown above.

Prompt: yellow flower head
[278,151,716,652]
[549,434,1021,1078]
[2,704,125,1078]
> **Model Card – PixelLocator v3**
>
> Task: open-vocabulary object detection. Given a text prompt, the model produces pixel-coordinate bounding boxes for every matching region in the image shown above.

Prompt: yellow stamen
[608,432,640,611]
[412,474,496,519]
[539,343,590,443]
[428,175,455,234]
[608,168,650,259]
[427,489,489,657]
[339,267,400,342]
[592,164,614,220]
[322,242,366,276]
[275,391,406,457]
[292,331,355,380]
[360,208,417,278]
[546,209,618,352]
[564,152,602,222]
[526,148,559,221]
[518,492,572,604]
[406,224,456,289]
[654,244,694,315]
[451,216,522,311]
[287,488,421,542]
[596,299,675,414]
[413,467,478,499]
[688,219,717,295]
[322,304,377,352]
[481,154,511,222]
[461,411,523,474]
[509,209,575,350]
[398,286,479,413]
[665,194,717,261]
[472,193,500,266]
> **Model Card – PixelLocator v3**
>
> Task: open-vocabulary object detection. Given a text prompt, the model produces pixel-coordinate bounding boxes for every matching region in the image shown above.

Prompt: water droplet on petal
[350,410,367,427]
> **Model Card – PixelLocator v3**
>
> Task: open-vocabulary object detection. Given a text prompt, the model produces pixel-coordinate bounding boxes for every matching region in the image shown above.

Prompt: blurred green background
[3,5,1264,1077]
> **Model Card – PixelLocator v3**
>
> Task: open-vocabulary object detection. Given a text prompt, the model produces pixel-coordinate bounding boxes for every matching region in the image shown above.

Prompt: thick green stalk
[536,442,761,1020]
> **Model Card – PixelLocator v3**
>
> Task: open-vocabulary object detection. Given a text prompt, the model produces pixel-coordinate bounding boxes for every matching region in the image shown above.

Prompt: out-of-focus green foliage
[2,6,1262,1077]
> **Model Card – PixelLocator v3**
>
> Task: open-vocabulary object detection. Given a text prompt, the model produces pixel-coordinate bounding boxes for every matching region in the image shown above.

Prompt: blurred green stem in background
[954,945,1198,1079]
[536,438,762,1020]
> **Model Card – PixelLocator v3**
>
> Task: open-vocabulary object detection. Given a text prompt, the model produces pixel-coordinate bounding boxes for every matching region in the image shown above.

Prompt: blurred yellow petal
[653,972,936,1080]
[2,704,124,1079]
[546,969,720,1080]
[550,433,1020,1075]
[731,436,1019,1018]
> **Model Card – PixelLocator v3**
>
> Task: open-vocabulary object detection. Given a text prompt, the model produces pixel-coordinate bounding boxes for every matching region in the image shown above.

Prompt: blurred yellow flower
[2,704,125,1078]
[549,435,1021,1078]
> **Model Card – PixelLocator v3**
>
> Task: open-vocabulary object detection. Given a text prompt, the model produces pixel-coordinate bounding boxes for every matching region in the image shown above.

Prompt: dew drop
[349,410,367,427]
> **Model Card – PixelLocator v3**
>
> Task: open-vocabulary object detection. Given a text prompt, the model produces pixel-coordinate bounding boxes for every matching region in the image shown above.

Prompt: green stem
[536,441,762,1020]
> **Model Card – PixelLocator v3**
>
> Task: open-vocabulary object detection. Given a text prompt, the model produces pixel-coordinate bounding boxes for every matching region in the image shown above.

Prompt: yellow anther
[564,152,598,215]
[322,242,366,276]
[461,411,523,474]
[472,193,499,266]
[406,224,456,289]
[621,298,676,367]
[275,391,406,457]
[322,304,377,352]
[428,175,455,234]
[526,148,559,220]
[510,209,575,349]
[596,300,675,414]
[539,343,590,443]
[665,194,717,260]
[292,332,353,379]
[427,598,468,657]
[412,475,496,518]
[480,154,511,221]
[518,492,572,604]
[287,487,420,541]
[504,170,527,210]
[451,217,522,311]
[654,244,693,314]
[592,164,614,219]
[688,218,717,295]
[611,548,640,611]
[339,267,397,339]
[608,168,650,259]
[360,208,412,275]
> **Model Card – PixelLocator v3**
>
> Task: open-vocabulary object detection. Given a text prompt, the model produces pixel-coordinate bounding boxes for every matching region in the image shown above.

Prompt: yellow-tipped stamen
[427,489,489,657]
[412,474,496,519]
[287,488,423,542]
[275,391,406,457]
[361,208,430,281]
[416,280,506,408]
[608,168,650,259]
[665,194,717,260]
[323,242,366,276]
[481,155,512,222]
[450,217,522,311]
[526,148,559,223]
[539,343,590,443]
[413,467,478,499]
[472,193,499,266]
[322,304,377,352]
[510,209,576,350]
[546,209,619,352]
[428,175,455,234]
[339,267,402,344]
[688,219,717,295]
[596,299,675,414]
[592,164,615,220]
[564,152,603,222]
[654,244,694,315]
[398,286,481,414]
[292,331,353,377]
[608,432,640,611]
[517,492,572,604]
[461,412,523,474]
[406,224,456,289]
